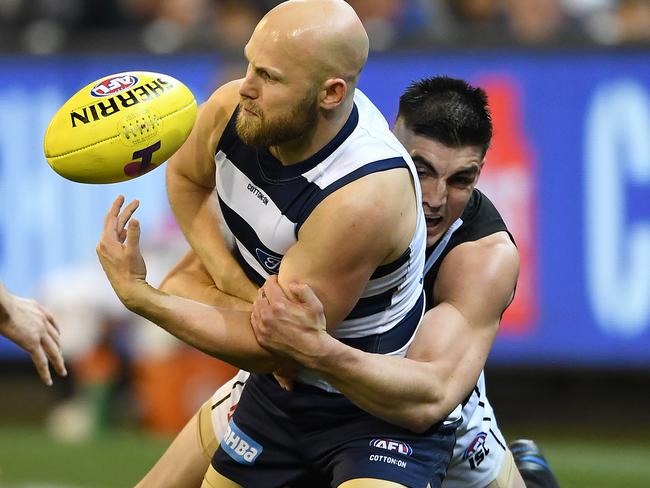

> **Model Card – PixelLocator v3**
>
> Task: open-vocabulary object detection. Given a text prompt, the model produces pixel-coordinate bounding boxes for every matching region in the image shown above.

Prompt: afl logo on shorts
[370,439,413,456]
[90,74,139,98]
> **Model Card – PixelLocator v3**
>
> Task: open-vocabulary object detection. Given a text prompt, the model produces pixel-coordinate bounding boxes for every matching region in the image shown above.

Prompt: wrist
[302,332,349,372]
[121,279,154,312]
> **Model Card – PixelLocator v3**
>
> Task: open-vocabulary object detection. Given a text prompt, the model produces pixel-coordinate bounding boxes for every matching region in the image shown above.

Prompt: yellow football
[43,71,197,184]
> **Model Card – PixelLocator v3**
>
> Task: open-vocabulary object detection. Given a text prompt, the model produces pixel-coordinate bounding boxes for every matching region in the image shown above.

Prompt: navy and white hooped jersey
[214,89,426,390]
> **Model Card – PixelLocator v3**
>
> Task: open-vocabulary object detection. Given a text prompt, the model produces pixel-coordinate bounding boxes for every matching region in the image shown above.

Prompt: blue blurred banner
[0,52,649,366]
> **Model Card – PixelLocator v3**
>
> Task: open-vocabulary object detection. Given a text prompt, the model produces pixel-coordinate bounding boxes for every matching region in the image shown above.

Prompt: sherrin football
[44,71,197,184]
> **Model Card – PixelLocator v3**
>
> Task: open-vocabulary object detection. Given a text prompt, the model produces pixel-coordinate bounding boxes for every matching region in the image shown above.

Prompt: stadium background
[1,0,649,486]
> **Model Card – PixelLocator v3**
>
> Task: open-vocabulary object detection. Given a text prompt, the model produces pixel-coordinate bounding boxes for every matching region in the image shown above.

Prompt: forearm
[160,263,253,312]
[167,174,258,302]
[127,283,278,372]
[310,337,453,433]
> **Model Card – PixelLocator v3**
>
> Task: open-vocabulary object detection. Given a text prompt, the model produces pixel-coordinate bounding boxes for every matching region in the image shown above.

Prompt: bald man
[97,1,453,487]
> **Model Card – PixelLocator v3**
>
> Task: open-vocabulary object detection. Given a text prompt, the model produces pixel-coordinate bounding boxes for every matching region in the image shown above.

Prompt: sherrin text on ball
[44,71,197,184]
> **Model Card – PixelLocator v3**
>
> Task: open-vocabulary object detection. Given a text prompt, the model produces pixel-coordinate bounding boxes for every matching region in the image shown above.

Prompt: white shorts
[201,370,508,488]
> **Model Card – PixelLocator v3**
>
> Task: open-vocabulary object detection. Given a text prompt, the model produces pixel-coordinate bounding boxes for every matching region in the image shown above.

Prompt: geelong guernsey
[214,89,426,390]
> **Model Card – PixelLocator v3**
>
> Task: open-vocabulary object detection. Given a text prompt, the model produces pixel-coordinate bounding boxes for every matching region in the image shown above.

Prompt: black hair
[397,76,493,156]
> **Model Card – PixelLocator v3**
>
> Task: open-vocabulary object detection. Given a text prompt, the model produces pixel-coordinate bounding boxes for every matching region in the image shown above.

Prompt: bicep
[276,181,402,329]
[278,238,375,330]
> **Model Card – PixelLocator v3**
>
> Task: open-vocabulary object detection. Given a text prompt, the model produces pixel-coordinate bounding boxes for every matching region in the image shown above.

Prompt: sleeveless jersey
[207,189,516,486]
[424,188,514,487]
[214,89,426,390]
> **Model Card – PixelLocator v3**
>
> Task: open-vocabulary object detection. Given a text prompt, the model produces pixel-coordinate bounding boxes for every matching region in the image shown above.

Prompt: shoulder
[434,231,519,313]
[200,79,243,148]
[307,167,414,233]
[441,231,519,282]
[296,167,417,271]
[167,80,242,181]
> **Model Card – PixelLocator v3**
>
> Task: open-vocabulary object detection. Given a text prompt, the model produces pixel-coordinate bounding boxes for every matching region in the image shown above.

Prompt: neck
[269,98,353,165]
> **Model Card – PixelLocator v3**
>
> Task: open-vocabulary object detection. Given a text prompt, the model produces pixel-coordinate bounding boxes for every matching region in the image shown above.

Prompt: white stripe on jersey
[424,218,463,276]
[215,150,295,254]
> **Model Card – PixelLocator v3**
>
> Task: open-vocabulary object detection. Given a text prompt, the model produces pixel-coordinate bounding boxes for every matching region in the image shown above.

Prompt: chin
[426,234,442,248]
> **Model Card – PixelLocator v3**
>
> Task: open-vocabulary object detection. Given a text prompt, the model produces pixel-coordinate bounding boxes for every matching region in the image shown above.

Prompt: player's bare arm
[254,231,519,432]
[166,79,258,303]
[160,249,253,312]
[97,195,281,373]
[274,166,417,335]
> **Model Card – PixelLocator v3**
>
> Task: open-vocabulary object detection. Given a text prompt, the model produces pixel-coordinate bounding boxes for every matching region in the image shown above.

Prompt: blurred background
[1,0,650,487]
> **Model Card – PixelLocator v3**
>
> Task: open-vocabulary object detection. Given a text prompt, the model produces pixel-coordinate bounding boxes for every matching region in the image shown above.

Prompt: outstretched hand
[96,195,148,308]
[251,275,330,369]
[0,294,66,386]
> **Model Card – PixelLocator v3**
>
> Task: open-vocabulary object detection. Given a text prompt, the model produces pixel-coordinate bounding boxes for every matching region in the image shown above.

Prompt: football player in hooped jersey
[97,1,455,487]
[111,77,557,488]
[109,78,560,488]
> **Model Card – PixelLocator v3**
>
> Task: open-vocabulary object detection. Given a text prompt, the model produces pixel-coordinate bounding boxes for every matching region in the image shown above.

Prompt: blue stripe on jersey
[370,247,411,280]
[345,285,399,320]
[233,246,266,287]
[219,195,276,283]
[339,292,425,354]
[296,157,410,232]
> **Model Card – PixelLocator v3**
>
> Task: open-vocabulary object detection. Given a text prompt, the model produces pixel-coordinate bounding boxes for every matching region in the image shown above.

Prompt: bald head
[252,0,369,85]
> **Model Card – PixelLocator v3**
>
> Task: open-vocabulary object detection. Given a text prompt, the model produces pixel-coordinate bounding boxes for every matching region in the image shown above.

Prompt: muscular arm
[160,249,253,312]
[256,232,519,432]
[316,233,518,432]
[278,168,416,329]
[97,197,280,373]
[127,284,276,371]
[166,80,258,303]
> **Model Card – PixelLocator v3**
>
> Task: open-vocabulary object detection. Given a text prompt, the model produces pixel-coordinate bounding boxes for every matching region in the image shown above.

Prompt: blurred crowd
[1,0,649,54]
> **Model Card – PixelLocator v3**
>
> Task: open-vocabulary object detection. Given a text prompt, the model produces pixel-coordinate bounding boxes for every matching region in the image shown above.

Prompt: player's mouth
[425,215,444,231]
[243,107,259,117]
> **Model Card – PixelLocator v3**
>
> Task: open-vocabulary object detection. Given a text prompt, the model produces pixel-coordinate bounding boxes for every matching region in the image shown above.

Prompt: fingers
[47,320,61,347]
[117,199,140,242]
[125,219,141,255]
[38,303,60,333]
[289,282,323,312]
[30,348,52,386]
[262,275,290,304]
[42,333,67,378]
[103,196,140,244]
[104,195,125,230]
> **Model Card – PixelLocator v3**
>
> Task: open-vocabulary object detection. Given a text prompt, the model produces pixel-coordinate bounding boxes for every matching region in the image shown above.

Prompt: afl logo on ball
[90,74,139,98]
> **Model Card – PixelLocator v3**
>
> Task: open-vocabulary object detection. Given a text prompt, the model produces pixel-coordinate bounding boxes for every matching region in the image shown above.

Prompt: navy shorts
[212,374,459,487]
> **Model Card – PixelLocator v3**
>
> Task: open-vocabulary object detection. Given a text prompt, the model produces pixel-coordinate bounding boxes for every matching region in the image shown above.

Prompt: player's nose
[421,178,447,208]
[240,69,259,100]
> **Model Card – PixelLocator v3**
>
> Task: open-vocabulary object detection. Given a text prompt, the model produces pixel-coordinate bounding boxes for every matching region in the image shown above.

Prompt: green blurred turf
[0,427,170,488]
[0,427,649,487]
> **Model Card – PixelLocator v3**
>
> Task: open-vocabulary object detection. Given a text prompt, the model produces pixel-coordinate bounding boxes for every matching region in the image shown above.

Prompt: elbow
[402,394,449,434]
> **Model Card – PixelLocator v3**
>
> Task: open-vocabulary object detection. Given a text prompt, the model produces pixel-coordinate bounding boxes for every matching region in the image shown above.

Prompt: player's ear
[320,78,347,109]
